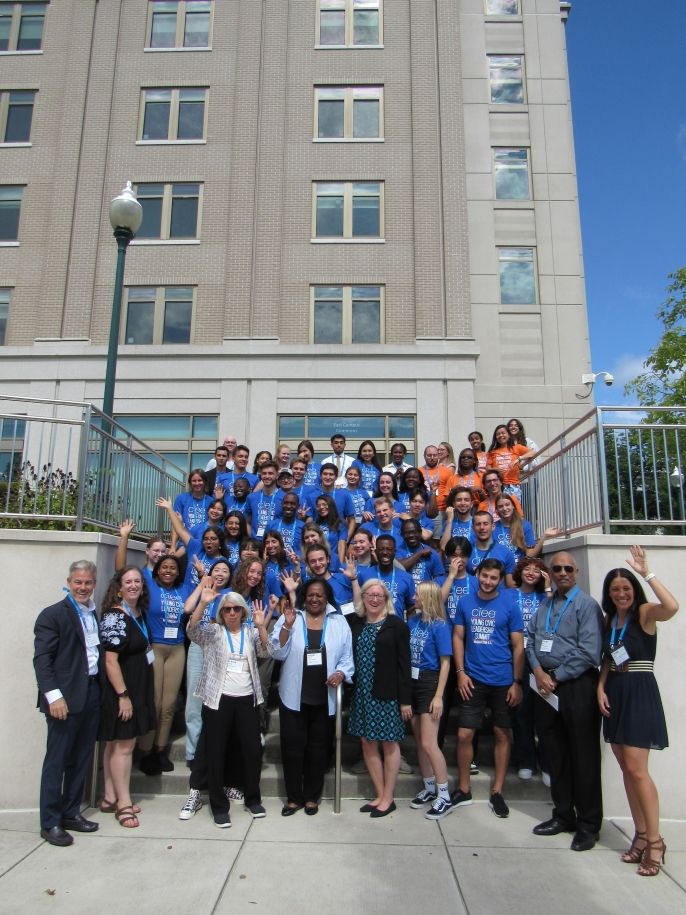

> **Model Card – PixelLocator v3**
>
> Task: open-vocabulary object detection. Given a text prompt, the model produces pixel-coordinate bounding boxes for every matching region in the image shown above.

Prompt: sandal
[100,798,141,814]
[115,805,140,828]
[637,836,666,876]
[620,830,647,863]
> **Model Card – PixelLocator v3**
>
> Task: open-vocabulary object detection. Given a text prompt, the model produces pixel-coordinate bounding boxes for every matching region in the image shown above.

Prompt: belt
[609,660,654,673]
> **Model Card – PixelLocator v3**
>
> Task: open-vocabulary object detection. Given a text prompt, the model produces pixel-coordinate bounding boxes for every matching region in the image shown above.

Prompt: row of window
[0,2,45,53]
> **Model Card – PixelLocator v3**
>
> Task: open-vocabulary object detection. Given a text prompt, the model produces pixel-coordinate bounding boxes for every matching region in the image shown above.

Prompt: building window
[0,185,22,241]
[316,0,382,48]
[0,3,46,52]
[114,413,218,478]
[311,285,384,343]
[123,286,195,344]
[0,89,35,142]
[146,1,212,50]
[134,182,201,240]
[499,248,536,305]
[0,288,9,343]
[314,86,383,140]
[489,55,525,104]
[485,0,520,14]
[494,148,530,199]
[277,414,415,466]
[313,182,383,240]
[139,87,207,142]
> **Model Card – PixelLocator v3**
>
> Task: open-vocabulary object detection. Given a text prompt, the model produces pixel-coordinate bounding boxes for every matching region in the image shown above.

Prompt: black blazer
[351,613,412,706]
[33,597,103,715]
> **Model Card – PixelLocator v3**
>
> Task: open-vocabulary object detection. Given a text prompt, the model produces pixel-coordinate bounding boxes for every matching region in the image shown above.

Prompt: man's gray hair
[68,559,97,578]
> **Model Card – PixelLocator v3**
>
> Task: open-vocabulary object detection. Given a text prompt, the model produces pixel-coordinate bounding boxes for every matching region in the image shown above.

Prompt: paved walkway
[1,797,685,914]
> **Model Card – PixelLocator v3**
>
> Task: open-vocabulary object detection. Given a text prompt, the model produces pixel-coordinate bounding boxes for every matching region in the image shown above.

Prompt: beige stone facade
[0,0,592,466]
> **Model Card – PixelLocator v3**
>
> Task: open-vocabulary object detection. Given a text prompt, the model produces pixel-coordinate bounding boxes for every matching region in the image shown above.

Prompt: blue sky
[565,1,685,407]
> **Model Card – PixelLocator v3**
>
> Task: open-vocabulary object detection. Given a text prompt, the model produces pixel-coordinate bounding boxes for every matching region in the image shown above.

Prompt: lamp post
[102,182,143,424]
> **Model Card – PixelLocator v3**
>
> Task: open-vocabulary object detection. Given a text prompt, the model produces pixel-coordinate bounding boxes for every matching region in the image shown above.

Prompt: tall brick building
[0,0,591,469]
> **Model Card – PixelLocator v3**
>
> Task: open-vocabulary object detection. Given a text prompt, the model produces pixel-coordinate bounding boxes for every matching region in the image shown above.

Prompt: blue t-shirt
[182,537,220,590]
[364,496,404,517]
[358,565,415,619]
[318,521,345,559]
[515,589,545,631]
[466,541,515,577]
[444,574,478,626]
[408,616,453,671]
[346,487,369,522]
[396,543,446,586]
[308,487,355,521]
[223,495,249,516]
[173,492,213,530]
[359,519,403,548]
[302,462,322,487]
[225,538,241,570]
[327,571,354,609]
[455,588,523,686]
[494,520,536,563]
[265,517,305,553]
[217,469,259,491]
[146,579,187,645]
[448,517,474,541]
[246,490,279,538]
[351,459,381,495]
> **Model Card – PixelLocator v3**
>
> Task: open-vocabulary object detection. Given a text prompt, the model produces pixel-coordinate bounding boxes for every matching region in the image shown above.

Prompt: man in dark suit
[33,560,102,846]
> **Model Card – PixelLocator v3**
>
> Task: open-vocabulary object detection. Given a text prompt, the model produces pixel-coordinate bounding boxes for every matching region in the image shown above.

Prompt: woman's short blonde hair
[215,591,250,626]
[416,581,446,623]
[357,578,394,619]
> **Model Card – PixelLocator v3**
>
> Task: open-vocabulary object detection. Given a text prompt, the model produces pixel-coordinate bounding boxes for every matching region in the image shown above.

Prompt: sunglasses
[224,606,242,613]
[551,565,575,574]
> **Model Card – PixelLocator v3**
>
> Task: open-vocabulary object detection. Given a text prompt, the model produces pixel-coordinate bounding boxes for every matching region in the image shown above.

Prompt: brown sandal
[621,830,647,863]
[637,836,666,876]
[115,805,140,828]
[100,798,141,814]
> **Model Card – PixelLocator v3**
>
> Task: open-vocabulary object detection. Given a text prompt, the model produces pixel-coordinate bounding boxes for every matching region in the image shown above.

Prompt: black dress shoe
[532,817,576,836]
[370,801,396,818]
[281,803,303,817]
[61,814,99,833]
[571,830,599,852]
[40,825,74,847]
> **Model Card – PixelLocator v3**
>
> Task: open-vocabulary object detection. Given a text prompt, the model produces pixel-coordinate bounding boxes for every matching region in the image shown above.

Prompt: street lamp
[102,182,143,423]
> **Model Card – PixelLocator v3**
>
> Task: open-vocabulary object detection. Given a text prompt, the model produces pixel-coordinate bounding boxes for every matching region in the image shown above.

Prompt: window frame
[493,147,531,200]
[0,184,23,244]
[312,181,384,242]
[315,0,383,49]
[0,2,46,55]
[498,247,537,306]
[313,85,384,142]
[488,55,526,105]
[310,284,385,344]
[121,285,196,345]
[145,0,213,52]
[132,181,203,243]
[0,287,9,344]
[137,86,208,144]
[0,88,35,144]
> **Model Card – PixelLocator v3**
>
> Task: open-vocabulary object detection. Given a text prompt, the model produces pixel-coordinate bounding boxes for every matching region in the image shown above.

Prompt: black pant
[279,700,332,805]
[510,662,548,772]
[190,723,243,792]
[40,680,100,829]
[534,668,602,833]
[202,695,262,814]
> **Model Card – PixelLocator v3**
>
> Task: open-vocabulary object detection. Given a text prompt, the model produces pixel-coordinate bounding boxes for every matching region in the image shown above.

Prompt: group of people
[33,427,678,878]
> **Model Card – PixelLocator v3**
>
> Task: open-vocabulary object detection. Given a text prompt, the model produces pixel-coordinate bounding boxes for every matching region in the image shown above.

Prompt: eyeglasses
[224,606,242,613]
[551,565,575,574]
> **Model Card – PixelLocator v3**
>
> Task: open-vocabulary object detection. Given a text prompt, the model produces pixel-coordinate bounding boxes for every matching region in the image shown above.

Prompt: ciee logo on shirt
[471,607,496,619]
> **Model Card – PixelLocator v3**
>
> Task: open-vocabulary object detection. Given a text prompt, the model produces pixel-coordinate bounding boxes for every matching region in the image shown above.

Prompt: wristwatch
[117,690,129,698]
[513,678,523,686]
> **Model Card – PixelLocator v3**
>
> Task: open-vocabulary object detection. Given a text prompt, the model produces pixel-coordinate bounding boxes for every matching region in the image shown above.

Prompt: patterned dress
[348,621,405,742]
[99,609,155,740]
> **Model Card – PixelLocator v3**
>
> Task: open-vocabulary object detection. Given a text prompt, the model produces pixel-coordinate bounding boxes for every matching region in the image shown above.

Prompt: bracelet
[455,667,465,674]
[644,572,656,582]
[117,690,129,699]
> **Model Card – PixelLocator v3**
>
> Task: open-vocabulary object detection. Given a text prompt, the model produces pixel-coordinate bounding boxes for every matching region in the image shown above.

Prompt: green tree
[625,268,686,411]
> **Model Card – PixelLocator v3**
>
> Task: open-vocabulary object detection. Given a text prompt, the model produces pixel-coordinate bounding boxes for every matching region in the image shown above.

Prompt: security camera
[602,373,614,387]
[577,371,614,399]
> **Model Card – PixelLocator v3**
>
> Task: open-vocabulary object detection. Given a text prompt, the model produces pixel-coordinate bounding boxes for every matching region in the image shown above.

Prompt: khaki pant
[139,642,186,752]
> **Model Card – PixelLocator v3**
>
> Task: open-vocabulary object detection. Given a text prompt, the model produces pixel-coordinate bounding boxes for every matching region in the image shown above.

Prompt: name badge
[523,634,528,649]
[85,631,100,648]
[226,658,244,673]
[539,638,554,653]
[257,527,265,538]
[340,601,356,616]
[164,627,179,640]
[611,644,630,666]
[306,650,323,667]
[146,648,155,665]
[411,666,420,680]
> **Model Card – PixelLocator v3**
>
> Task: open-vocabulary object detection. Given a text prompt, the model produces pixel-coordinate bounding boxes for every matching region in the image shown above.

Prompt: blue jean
[185,642,204,761]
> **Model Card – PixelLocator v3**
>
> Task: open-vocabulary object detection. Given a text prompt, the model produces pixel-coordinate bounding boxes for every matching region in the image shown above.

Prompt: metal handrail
[333,681,343,814]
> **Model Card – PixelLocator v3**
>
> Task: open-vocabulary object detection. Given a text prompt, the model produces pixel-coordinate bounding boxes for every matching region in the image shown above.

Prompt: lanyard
[517,590,541,620]
[410,619,429,657]
[65,591,97,634]
[160,587,183,623]
[258,492,275,516]
[610,614,629,648]
[380,569,396,595]
[543,586,579,635]
[226,625,245,655]
[301,612,328,649]
[473,542,493,562]
[122,600,150,644]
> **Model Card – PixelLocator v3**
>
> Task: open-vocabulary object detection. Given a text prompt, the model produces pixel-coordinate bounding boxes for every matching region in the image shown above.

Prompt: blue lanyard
[543,586,579,635]
[473,542,493,562]
[380,569,396,594]
[517,590,542,622]
[122,600,150,643]
[410,619,429,658]
[65,591,97,634]
[301,612,328,649]
[258,492,275,514]
[610,614,629,648]
[226,625,245,655]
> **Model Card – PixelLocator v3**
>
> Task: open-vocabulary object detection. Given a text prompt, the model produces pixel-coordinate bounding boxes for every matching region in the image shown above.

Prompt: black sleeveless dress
[602,617,668,750]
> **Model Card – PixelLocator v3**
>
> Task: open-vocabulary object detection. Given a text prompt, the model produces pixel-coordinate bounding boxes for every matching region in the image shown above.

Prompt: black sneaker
[139,752,162,776]
[247,804,266,819]
[213,812,232,828]
[489,792,509,818]
[409,788,437,809]
[450,789,473,808]
[157,752,174,772]
[424,797,455,820]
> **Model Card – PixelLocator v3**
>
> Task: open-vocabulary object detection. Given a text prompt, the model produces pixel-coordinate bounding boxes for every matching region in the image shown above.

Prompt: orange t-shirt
[446,470,484,504]
[421,464,453,510]
[477,494,523,521]
[487,444,530,485]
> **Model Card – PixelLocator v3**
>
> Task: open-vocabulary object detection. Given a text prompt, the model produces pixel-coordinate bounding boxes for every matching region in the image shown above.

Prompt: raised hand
[119,519,136,538]
[342,557,358,580]
[626,545,649,578]
[252,600,266,628]
[156,497,172,511]
[282,601,296,629]
[280,571,298,594]
[543,526,564,539]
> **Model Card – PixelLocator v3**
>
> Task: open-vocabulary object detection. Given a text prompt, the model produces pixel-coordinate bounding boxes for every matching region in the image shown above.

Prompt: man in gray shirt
[526,551,603,851]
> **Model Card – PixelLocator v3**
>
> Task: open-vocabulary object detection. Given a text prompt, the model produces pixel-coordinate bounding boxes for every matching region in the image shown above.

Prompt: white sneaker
[398,755,413,775]
[179,788,202,820]
[518,768,533,780]
[541,771,551,788]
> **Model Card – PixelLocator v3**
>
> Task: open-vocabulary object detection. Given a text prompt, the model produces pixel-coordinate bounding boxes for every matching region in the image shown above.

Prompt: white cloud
[608,353,647,389]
